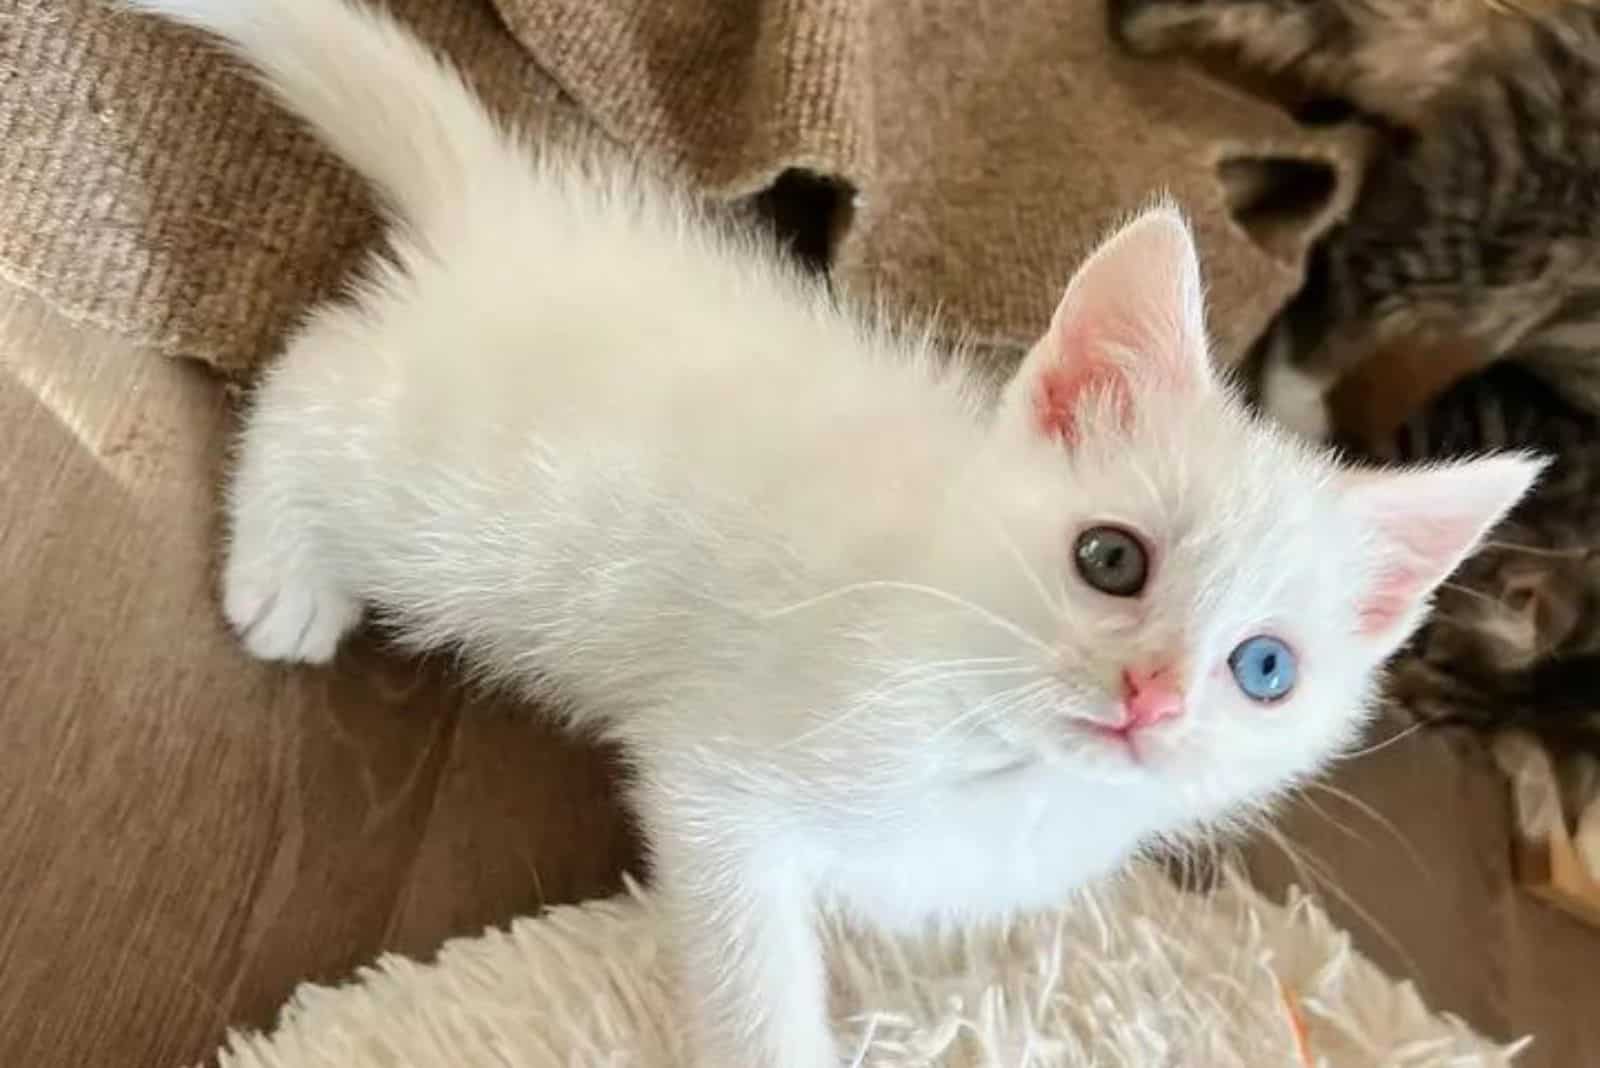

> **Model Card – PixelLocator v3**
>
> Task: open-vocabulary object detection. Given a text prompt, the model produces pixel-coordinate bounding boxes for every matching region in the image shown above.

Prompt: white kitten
[129,1,1541,1064]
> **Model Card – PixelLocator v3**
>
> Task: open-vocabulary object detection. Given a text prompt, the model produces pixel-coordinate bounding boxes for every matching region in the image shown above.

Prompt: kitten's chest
[826,766,1161,928]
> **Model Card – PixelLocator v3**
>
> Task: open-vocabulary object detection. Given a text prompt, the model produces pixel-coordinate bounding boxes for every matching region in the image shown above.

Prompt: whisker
[1300,780,1433,879]
[931,676,1057,742]
[1437,580,1504,609]
[1128,459,1166,518]
[871,663,1041,701]
[866,655,1034,691]
[1284,788,1364,845]
[874,654,1035,686]
[762,580,1056,657]
[961,682,1062,745]
[776,658,1038,750]
[1479,539,1588,559]
[1246,819,1421,979]
[1424,610,1485,632]
[984,512,1064,619]
[1342,717,1428,760]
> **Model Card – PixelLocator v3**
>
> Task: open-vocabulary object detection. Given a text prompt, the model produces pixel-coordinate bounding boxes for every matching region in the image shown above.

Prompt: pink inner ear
[1032,346,1132,444]
[1036,322,1139,444]
[1017,209,1211,446]
[1359,563,1428,636]
[1356,513,1499,637]
[1347,455,1542,641]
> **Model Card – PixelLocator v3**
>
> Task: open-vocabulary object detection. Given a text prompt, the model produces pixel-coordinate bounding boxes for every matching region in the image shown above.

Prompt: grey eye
[1073,524,1148,597]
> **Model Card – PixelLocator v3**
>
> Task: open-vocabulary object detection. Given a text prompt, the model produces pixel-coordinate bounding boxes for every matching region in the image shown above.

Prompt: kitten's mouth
[1071,719,1148,764]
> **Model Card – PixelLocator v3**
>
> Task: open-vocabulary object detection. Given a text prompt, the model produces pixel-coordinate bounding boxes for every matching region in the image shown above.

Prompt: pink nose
[1119,666,1184,731]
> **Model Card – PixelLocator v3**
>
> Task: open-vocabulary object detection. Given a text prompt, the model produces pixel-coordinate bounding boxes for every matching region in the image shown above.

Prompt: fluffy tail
[127,0,521,241]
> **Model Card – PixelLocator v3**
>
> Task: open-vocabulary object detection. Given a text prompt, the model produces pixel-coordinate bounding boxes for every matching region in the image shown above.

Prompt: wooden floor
[0,287,638,1067]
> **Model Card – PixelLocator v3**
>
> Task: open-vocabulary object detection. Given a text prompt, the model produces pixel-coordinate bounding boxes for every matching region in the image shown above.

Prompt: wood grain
[0,287,637,1067]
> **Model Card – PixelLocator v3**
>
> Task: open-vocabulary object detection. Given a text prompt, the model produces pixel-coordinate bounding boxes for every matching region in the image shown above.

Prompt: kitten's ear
[1002,206,1212,444]
[1345,455,1546,644]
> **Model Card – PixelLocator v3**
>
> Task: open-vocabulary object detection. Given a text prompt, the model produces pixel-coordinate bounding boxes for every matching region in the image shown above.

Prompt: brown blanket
[3,0,1368,375]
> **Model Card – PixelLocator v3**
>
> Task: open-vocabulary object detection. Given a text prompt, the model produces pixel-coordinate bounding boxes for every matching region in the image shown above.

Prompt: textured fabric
[206,862,1519,1068]
[0,0,1368,374]
[494,0,1371,360]
[0,0,595,372]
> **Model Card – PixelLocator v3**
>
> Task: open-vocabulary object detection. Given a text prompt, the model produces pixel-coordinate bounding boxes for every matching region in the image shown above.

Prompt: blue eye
[1228,635,1296,703]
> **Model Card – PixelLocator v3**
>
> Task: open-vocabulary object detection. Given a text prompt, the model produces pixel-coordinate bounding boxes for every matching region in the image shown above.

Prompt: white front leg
[654,833,837,1068]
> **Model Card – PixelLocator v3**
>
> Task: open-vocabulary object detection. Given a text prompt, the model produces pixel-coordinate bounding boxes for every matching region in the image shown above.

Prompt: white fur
[127,1,1543,1065]
[1260,337,1334,440]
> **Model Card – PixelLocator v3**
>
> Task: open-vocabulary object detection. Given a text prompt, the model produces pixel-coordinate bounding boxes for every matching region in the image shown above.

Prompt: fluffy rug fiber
[210,863,1523,1067]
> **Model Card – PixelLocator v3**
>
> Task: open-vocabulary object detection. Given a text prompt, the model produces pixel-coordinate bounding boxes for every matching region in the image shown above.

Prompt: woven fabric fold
[1,0,1367,373]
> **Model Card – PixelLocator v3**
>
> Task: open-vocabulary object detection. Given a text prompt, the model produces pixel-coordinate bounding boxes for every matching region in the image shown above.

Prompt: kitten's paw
[222,560,361,664]
[1260,357,1331,441]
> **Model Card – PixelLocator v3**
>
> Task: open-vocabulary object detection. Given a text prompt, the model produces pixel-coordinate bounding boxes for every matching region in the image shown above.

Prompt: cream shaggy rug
[211,863,1524,1067]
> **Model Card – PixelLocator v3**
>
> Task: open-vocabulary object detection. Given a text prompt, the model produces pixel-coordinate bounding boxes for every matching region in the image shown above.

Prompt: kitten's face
[920,209,1540,820]
[967,384,1382,816]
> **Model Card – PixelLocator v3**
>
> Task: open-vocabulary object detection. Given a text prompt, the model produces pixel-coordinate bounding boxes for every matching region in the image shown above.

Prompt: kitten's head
[928,206,1541,819]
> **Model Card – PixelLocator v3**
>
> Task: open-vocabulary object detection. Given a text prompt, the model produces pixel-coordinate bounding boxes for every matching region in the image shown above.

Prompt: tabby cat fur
[1114,0,1600,754]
